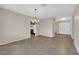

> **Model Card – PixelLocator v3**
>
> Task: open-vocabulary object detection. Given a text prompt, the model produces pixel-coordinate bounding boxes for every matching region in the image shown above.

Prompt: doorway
[30,21,35,37]
[59,21,71,35]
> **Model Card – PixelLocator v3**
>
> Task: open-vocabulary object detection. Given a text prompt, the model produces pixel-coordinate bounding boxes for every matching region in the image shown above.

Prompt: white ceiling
[0,4,77,19]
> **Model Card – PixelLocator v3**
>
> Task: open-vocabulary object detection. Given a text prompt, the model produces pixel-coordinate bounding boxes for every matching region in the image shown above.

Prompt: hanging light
[31,8,39,24]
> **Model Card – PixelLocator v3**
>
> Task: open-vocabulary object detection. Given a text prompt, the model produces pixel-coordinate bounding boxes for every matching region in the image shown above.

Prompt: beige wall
[39,17,55,37]
[0,8,31,45]
[73,5,79,54]
[54,22,59,34]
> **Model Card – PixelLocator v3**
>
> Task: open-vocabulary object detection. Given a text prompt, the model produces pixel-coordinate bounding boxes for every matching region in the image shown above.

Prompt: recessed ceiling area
[0,4,77,19]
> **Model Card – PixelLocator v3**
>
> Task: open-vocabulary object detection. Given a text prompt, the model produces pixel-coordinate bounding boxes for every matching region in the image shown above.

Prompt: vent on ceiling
[41,4,47,7]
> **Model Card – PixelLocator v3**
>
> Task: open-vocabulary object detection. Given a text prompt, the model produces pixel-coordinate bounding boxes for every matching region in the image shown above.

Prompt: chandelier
[31,8,39,24]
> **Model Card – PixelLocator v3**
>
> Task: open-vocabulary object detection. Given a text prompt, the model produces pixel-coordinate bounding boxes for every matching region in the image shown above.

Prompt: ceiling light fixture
[31,8,39,24]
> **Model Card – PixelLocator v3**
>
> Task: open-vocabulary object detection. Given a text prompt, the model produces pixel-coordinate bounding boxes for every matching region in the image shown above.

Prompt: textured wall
[0,8,30,45]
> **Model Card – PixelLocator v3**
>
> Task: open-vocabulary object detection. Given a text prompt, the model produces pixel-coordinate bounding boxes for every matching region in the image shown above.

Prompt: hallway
[0,34,78,55]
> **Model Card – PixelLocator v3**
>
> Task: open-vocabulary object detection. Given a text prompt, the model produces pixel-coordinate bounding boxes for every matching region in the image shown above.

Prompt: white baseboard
[74,40,79,54]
